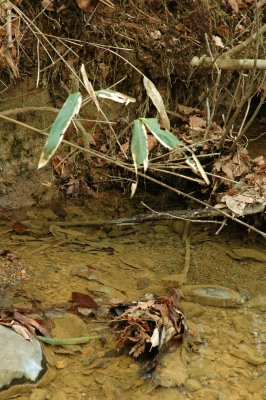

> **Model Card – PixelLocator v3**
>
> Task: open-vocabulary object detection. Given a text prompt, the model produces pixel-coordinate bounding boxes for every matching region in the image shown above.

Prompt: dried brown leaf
[258,0,266,8]
[189,116,206,130]
[227,0,239,12]
[71,292,98,311]
[41,0,54,11]
[212,35,224,48]
[11,323,32,340]
[14,312,49,336]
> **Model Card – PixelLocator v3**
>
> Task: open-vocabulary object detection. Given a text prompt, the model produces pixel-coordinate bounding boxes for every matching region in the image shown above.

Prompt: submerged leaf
[131,119,149,172]
[38,92,82,169]
[143,76,170,131]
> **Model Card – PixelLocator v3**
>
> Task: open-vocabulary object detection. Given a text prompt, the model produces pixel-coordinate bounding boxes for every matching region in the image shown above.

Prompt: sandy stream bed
[0,198,265,400]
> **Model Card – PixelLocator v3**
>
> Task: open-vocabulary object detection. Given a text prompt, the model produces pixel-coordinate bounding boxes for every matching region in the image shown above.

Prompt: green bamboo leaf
[38,92,82,169]
[143,117,210,185]
[131,119,149,172]
[143,76,170,131]
[95,89,136,105]
[142,118,182,149]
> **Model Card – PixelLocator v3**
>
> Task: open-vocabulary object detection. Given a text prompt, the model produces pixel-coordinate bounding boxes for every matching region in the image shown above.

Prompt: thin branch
[223,23,266,58]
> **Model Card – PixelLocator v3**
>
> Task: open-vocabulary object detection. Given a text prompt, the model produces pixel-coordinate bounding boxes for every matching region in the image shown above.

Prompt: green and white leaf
[38,92,82,169]
[143,76,170,131]
[142,118,182,150]
[95,89,136,105]
[131,119,149,172]
[143,117,210,185]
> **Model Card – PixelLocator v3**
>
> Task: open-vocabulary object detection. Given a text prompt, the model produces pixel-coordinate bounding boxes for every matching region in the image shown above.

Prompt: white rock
[0,325,44,389]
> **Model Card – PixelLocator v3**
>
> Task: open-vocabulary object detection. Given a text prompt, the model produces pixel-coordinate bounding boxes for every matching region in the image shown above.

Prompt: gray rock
[0,325,44,390]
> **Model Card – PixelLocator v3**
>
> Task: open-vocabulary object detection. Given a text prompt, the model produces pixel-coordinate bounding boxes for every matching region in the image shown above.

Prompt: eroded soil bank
[0,197,265,399]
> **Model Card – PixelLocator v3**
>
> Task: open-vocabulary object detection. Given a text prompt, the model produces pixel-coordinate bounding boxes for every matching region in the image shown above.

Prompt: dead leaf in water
[11,221,28,234]
[71,292,98,312]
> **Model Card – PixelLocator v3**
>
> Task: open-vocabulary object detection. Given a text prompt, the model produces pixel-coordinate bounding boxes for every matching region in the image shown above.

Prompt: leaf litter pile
[110,291,187,370]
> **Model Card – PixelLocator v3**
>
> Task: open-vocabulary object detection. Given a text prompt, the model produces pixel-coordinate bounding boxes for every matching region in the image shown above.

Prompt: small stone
[172,220,185,234]
[51,313,88,338]
[247,295,266,311]
[186,378,201,392]
[52,391,68,400]
[248,374,266,394]
[187,359,216,380]
[30,388,48,400]
[153,224,170,234]
[194,388,219,399]
[181,285,246,307]
[181,302,205,318]
[228,248,266,263]
[230,344,265,366]
[136,277,150,289]
[156,350,188,388]
[56,359,69,369]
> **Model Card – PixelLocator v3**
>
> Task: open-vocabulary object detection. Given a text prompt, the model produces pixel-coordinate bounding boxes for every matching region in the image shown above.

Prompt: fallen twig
[191,57,266,70]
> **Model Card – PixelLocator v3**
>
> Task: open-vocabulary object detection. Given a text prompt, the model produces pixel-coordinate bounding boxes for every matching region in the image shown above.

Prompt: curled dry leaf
[189,116,206,130]
[212,35,224,48]
[76,0,92,11]
[0,309,49,339]
[41,0,54,11]
[143,76,170,131]
[257,0,266,7]
[227,0,239,13]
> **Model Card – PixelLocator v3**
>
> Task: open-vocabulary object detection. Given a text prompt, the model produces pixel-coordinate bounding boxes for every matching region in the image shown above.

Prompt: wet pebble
[51,312,88,338]
[153,224,171,234]
[248,373,266,394]
[181,285,246,307]
[193,388,219,399]
[185,378,202,392]
[229,344,265,366]
[217,328,246,346]
[29,388,48,400]
[228,248,266,263]
[187,359,216,380]
[52,390,68,400]
[181,301,205,318]
[156,351,188,388]
[247,295,266,311]
[136,277,150,289]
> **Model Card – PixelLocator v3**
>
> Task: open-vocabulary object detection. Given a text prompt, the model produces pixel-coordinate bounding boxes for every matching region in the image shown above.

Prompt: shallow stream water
[0,196,265,400]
